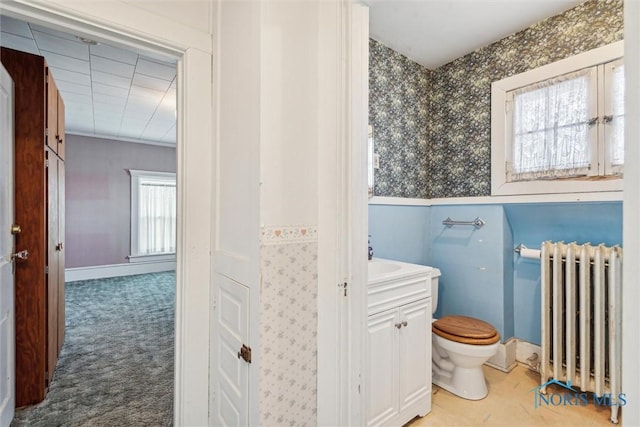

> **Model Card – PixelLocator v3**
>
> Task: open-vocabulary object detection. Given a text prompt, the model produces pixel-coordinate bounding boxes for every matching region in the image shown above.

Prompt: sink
[367,257,434,315]
[368,261,402,277]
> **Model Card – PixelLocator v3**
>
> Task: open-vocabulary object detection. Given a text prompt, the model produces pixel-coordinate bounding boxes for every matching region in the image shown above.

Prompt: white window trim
[491,41,624,196]
[129,169,177,261]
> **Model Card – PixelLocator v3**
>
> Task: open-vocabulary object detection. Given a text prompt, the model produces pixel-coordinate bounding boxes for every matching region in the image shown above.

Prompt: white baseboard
[65,261,176,282]
[485,337,517,372]
[515,339,541,370]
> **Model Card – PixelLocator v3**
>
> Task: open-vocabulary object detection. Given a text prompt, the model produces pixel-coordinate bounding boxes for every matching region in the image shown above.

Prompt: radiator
[539,241,623,424]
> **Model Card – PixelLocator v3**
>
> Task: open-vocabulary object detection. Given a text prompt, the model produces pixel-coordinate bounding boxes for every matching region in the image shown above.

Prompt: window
[491,41,624,196]
[129,169,176,261]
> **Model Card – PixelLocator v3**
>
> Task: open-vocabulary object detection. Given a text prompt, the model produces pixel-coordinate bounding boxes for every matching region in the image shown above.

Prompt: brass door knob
[10,224,21,235]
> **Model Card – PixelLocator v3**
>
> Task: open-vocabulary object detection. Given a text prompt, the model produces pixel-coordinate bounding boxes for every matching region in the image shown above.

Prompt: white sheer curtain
[510,69,593,182]
[138,182,176,254]
[610,63,625,169]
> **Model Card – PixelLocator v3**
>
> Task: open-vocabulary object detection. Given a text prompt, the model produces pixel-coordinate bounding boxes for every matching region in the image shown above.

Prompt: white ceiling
[367,0,586,69]
[0,15,177,146]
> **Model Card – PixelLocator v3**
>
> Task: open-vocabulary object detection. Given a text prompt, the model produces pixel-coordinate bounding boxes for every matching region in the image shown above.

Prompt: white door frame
[622,1,640,425]
[0,2,214,425]
[317,1,369,425]
[0,62,15,427]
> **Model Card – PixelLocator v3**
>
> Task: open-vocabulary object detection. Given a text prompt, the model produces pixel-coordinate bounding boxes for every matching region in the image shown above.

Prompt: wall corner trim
[485,337,518,373]
[65,261,176,282]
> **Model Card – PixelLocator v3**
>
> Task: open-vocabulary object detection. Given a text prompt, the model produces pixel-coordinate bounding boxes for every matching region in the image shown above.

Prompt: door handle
[11,224,21,235]
[8,250,29,261]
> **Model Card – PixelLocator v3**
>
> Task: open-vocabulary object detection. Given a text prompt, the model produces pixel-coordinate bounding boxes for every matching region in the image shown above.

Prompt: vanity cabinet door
[367,308,399,427]
[398,299,431,414]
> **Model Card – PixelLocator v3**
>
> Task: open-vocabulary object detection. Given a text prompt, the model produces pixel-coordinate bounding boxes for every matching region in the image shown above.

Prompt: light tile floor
[407,365,617,426]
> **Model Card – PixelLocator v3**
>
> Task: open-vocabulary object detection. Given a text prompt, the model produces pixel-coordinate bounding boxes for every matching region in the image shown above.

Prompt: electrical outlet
[373,153,380,169]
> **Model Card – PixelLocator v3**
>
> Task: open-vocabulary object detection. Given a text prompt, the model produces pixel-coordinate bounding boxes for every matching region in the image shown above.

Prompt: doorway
[0,3,213,425]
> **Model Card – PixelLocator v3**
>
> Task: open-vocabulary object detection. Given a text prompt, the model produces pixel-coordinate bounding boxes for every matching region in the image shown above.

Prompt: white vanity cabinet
[367,259,433,427]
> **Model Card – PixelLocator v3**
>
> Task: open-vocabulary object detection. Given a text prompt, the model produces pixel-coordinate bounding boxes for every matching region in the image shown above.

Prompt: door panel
[46,150,58,386]
[46,71,57,154]
[56,95,64,160]
[216,275,249,427]
[398,299,431,411]
[0,63,15,427]
[367,309,398,427]
[57,160,65,353]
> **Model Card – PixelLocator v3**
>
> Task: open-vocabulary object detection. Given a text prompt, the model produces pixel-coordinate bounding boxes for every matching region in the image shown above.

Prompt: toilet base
[432,365,489,400]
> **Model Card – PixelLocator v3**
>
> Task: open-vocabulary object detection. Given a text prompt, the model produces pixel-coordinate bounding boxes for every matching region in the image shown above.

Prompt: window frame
[129,169,177,262]
[491,41,624,196]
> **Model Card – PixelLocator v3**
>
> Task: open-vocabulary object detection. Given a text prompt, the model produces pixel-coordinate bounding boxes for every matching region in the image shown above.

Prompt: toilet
[430,269,500,400]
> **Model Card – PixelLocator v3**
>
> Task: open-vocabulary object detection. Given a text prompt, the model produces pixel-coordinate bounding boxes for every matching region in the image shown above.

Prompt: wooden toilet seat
[433,315,500,345]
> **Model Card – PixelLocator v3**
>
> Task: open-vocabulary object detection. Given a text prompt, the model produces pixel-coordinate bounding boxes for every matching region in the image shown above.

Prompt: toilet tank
[431,268,441,315]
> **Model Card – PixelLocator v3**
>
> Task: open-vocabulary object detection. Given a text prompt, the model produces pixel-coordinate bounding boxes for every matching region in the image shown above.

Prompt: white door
[214,275,250,426]
[367,309,398,426]
[398,299,431,414]
[0,64,15,427]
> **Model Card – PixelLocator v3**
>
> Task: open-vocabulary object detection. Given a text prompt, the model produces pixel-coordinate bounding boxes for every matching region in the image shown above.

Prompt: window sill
[491,176,623,197]
[128,253,176,263]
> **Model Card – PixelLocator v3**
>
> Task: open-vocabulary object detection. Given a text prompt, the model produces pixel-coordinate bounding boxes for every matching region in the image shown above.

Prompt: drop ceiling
[0,15,176,146]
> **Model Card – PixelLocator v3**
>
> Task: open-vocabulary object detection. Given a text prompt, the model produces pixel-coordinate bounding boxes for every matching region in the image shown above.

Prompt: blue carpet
[12,272,175,426]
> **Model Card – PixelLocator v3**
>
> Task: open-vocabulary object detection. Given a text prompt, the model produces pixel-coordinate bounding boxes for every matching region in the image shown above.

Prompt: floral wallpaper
[260,227,318,426]
[369,38,430,198]
[370,0,624,199]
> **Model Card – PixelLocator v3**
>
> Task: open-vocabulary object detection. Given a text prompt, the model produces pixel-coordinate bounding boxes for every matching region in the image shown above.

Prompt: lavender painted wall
[65,134,176,268]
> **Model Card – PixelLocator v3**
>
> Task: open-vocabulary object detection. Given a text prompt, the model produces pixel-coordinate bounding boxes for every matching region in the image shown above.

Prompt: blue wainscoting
[428,205,513,341]
[368,204,430,265]
[505,202,622,345]
[368,200,623,346]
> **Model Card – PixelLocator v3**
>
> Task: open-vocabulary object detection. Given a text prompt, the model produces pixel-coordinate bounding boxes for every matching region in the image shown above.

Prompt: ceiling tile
[93,93,128,107]
[95,123,121,136]
[0,32,40,55]
[150,105,175,123]
[92,70,132,89]
[66,121,95,133]
[132,73,171,92]
[65,109,94,121]
[90,43,138,65]
[129,85,165,102]
[91,82,129,99]
[1,16,34,38]
[90,55,135,78]
[41,51,90,74]
[49,66,91,86]
[93,103,125,117]
[146,116,174,131]
[2,15,176,146]
[123,108,154,122]
[57,80,93,97]
[118,124,145,139]
[136,58,176,81]
[32,30,89,60]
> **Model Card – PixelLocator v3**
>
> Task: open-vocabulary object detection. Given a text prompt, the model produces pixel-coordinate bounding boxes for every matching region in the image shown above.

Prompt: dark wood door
[2,46,49,407]
[46,149,59,387]
[57,159,65,353]
[56,93,65,160]
[46,71,58,155]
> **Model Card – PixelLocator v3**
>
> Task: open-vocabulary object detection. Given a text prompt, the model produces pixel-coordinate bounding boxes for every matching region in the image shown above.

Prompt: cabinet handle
[394,321,408,329]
